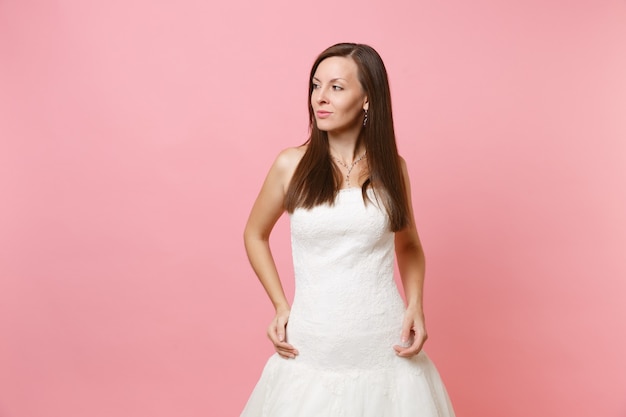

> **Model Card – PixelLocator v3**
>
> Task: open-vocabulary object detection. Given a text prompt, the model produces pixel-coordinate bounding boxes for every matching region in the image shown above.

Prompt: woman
[241,43,455,417]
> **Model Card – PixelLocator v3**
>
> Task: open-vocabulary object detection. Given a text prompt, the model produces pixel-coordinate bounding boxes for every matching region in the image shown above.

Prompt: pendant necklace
[332,152,367,187]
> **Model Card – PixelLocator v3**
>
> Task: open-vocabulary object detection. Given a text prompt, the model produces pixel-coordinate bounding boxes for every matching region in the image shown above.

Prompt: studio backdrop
[1,1,625,416]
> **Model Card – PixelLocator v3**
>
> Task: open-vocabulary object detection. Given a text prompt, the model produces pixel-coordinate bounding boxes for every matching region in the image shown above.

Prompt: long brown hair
[285,43,409,232]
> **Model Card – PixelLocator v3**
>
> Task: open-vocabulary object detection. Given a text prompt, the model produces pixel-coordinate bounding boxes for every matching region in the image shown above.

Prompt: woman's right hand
[267,308,299,359]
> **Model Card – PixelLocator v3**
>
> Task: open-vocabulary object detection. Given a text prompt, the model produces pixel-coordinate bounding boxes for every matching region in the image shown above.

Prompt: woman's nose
[314,87,328,104]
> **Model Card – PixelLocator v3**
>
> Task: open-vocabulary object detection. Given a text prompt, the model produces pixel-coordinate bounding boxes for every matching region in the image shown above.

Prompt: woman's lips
[316,111,332,119]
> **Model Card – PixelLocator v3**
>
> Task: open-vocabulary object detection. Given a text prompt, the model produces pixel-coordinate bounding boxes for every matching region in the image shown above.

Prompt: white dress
[241,188,455,417]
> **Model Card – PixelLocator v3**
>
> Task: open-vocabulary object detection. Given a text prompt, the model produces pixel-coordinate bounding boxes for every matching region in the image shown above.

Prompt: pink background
[1,1,625,416]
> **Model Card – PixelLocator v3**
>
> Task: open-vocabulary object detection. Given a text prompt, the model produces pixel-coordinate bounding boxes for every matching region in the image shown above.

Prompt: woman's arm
[392,157,428,358]
[243,147,304,359]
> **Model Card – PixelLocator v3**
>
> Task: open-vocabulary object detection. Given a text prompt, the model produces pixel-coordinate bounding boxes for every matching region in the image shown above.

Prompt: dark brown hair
[285,43,409,232]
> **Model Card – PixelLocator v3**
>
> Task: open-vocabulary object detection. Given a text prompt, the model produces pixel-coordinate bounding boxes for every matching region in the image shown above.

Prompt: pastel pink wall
[1,1,625,416]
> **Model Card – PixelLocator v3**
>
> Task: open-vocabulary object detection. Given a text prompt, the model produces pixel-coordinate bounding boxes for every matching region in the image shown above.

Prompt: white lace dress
[241,188,455,417]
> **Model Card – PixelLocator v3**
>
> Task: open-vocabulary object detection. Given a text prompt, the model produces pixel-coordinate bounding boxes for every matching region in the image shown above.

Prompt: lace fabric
[241,188,455,417]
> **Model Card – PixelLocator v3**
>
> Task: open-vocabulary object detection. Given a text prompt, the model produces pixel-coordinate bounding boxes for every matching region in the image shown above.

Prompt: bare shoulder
[268,144,308,193]
[273,145,307,177]
[397,154,414,196]
[274,145,307,170]
[397,154,409,176]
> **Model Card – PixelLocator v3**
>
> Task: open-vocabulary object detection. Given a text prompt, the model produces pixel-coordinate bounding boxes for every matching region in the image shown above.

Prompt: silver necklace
[332,152,367,187]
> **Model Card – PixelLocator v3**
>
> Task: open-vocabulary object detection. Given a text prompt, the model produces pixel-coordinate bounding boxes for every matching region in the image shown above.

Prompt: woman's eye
[312,83,320,89]
[332,85,343,91]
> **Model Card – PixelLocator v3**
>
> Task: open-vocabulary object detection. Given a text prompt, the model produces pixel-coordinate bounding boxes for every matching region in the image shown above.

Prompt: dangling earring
[363,109,368,127]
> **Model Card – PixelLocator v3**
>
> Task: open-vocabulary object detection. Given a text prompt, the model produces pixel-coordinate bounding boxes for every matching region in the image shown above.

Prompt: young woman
[241,43,455,417]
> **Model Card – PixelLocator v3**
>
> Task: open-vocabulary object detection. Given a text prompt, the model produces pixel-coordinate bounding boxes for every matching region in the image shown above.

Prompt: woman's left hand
[393,306,428,358]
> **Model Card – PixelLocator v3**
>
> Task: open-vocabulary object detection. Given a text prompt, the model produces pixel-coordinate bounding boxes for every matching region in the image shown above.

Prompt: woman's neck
[327,134,364,163]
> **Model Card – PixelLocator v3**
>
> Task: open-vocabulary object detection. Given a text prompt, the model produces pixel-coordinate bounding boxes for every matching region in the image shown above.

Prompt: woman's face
[311,56,368,136]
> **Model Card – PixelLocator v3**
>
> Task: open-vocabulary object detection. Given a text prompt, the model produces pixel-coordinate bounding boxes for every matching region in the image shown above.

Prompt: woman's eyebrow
[312,77,348,82]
